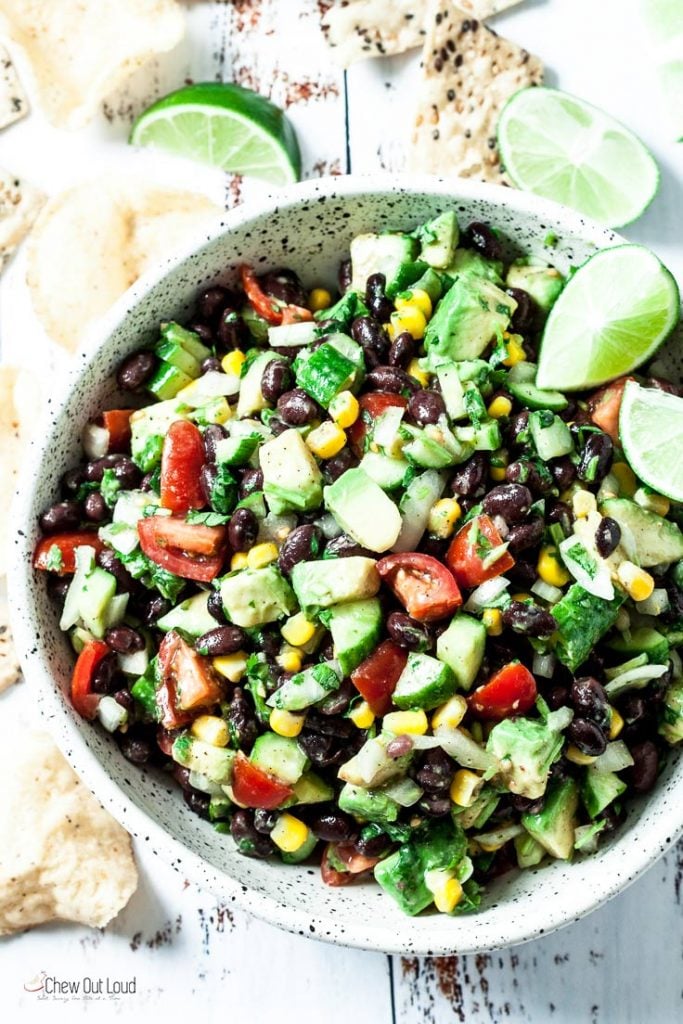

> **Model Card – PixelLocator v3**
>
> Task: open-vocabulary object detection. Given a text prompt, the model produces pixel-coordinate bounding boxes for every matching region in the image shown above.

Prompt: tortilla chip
[0,366,34,577]
[0,170,45,268]
[0,0,185,129]
[0,730,138,934]
[0,42,28,129]
[0,602,20,693]
[458,0,523,17]
[26,179,221,353]
[408,4,543,182]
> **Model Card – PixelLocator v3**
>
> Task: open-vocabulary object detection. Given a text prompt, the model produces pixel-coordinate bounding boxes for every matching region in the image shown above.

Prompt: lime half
[620,380,683,501]
[537,244,680,391]
[130,82,301,186]
[497,87,659,228]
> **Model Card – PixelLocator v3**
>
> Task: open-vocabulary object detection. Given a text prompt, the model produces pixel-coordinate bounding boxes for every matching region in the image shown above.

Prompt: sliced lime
[640,1,683,140]
[130,82,301,186]
[497,87,660,228]
[620,380,683,501]
[537,244,680,391]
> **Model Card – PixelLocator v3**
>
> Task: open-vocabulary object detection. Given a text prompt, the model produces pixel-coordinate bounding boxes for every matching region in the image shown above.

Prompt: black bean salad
[34,211,683,916]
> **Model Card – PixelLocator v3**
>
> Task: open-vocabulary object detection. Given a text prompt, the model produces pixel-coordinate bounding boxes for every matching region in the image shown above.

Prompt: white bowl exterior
[10,175,683,955]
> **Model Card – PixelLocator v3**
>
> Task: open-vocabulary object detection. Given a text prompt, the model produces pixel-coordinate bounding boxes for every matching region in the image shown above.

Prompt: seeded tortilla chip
[26,179,221,353]
[0,42,28,129]
[409,4,543,183]
[0,730,138,934]
[0,0,185,129]
[0,170,45,268]
[0,365,40,578]
[0,602,20,693]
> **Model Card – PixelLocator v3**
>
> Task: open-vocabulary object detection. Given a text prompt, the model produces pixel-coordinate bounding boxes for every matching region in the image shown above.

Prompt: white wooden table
[2,2,682,1021]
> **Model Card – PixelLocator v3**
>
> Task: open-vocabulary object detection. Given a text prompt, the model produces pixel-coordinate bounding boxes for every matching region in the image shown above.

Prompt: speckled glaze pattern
[9,176,683,955]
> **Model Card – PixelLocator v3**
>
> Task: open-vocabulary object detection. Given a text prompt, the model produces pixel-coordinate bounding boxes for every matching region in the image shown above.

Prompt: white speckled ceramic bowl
[11,176,683,954]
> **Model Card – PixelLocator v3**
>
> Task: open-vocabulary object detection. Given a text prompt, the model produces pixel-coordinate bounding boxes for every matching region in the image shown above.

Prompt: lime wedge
[537,244,680,391]
[497,87,660,228]
[130,82,301,186]
[620,380,683,501]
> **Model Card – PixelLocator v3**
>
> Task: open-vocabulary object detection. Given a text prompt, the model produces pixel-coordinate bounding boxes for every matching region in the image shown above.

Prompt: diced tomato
[102,409,134,452]
[468,661,537,721]
[241,265,283,325]
[320,843,380,886]
[33,531,104,575]
[320,845,354,887]
[280,304,313,325]
[160,420,207,514]
[376,552,462,622]
[347,392,408,455]
[587,376,634,443]
[231,751,293,809]
[155,679,193,731]
[138,516,226,582]
[446,514,515,590]
[158,631,223,716]
[351,639,408,717]
[70,640,110,719]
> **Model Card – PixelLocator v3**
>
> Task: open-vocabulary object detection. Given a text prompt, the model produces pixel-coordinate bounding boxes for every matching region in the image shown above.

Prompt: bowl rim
[10,172,683,954]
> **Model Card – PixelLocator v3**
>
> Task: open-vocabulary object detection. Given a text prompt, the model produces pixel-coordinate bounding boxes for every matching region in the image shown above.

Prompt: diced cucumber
[435,361,466,420]
[117,646,150,677]
[338,783,400,825]
[386,260,430,299]
[250,733,309,785]
[214,433,261,466]
[172,735,235,785]
[160,321,211,364]
[359,451,411,490]
[552,583,625,671]
[350,232,420,294]
[267,320,317,347]
[529,410,573,460]
[473,420,502,451]
[267,662,341,712]
[147,361,193,400]
[294,342,361,408]
[436,614,486,691]
[507,380,569,412]
[393,469,447,552]
[392,652,457,711]
[157,591,217,638]
[322,597,382,676]
[514,832,546,868]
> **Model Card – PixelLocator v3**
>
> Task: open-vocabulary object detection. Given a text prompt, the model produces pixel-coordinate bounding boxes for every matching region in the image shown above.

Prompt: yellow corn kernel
[281,612,317,648]
[222,349,246,376]
[396,287,432,318]
[270,813,310,853]
[617,561,655,602]
[612,461,637,497]
[191,714,229,748]
[565,744,598,766]
[269,707,305,738]
[329,390,359,429]
[427,498,462,539]
[489,449,509,481]
[247,542,279,569]
[502,336,527,367]
[450,769,483,807]
[608,705,624,740]
[276,645,303,674]
[406,357,431,388]
[572,489,597,518]
[635,488,670,517]
[389,305,427,341]
[537,545,571,587]
[305,420,347,459]
[431,695,468,731]
[424,868,463,914]
[308,287,331,312]
[511,592,532,603]
[482,607,503,636]
[383,710,429,736]
[230,552,249,571]
[487,395,513,419]
[213,651,248,682]
[349,700,375,729]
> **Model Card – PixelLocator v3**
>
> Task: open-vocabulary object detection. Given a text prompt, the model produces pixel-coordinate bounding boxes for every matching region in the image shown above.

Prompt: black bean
[451,451,488,496]
[218,311,248,351]
[259,268,306,308]
[268,417,289,436]
[324,533,372,559]
[310,810,357,843]
[408,389,446,426]
[61,466,86,496]
[84,453,122,483]
[196,625,246,656]
[47,575,70,605]
[318,679,354,716]
[198,285,231,323]
[628,740,659,792]
[366,365,418,395]
[388,331,415,368]
[113,457,142,490]
[183,789,210,819]
[599,803,626,834]
[226,687,258,750]
[278,524,323,575]
[419,794,452,817]
[595,517,621,558]
[567,717,607,757]
[507,287,534,333]
[277,388,321,426]
[97,548,135,593]
[505,459,553,496]
[547,500,574,535]
[387,612,432,651]
[239,468,263,498]
[261,360,293,402]
[117,351,155,391]
[188,322,215,346]
[113,688,134,713]
[338,259,352,293]
[305,711,356,740]
[120,735,152,765]
[200,356,222,375]
[84,491,108,523]
[105,625,145,654]
[507,410,530,448]
[199,463,217,505]
[140,594,172,625]
[507,557,537,589]
[323,447,358,482]
[207,590,227,624]
[570,676,610,729]
[203,423,228,464]
[502,601,557,637]
[546,684,570,711]
[91,653,119,694]
[354,832,391,858]
[507,516,544,554]
[550,456,576,490]
[419,534,448,560]
[510,793,545,815]
[253,809,278,834]
[365,272,393,321]
[351,316,390,367]
[416,748,455,793]
[577,432,613,484]
[297,731,339,767]
[465,221,503,261]
[482,483,533,524]
[39,500,81,535]
[228,507,258,551]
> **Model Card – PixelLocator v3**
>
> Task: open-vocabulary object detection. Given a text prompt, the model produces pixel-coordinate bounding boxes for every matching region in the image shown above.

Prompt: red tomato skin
[231,752,293,809]
[446,514,515,589]
[102,409,134,452]
[351,640,409,716]
[146,516,226,556]
[160,420,207,514]
[137,518,225,582]
[280,304,313,325]
[347,392,408,455]
[320,846,354,887]
[587,376,634,443]
[70,640,110,719]
[158,630,223,714]
[376,552,462,622]
[468,662,537,721]
[241,266,283,325]
[320,844,380,886]
[33,532,104,574]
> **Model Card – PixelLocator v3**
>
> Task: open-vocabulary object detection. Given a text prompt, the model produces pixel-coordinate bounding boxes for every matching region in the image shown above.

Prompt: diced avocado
[394,469,448,553]
[322,597,382,675]
[289,771,334,804]
[219,565,296,628]
[237,351,283,418]
[392,652,457,711]
[424,274,516,361]
[338,782,400,825]
[506,259,564,320]
[350,231,420,294]
[529,410,573,460]
[280,829,318,864]
[290,556,380,615]
[260,428,324,515]
[507,380,569,412]
[514,832,546,868]
[172,734,235,785]
[608,627,669,664]
[324,468,402,553]
[267,662,340,711]
[436,614,486,691]
[157,591,217,638]
[408,267,443,303]
[250,732,309,784]
[373,820,468,916]
[552,584,625,671]
[487,717,564,800]
[338,733,413,788]
[359,451,411,490]
[147,361,193,400]
[435,361,467,420]
[581,766,627,819]
[417,211,459,269]
[444,247,504,285]
[599,498,683,567]
[521,779,579,860]
[294,342,361,408]
[130,399,187,472]
[659,677,683,744]
[452,785,500,830]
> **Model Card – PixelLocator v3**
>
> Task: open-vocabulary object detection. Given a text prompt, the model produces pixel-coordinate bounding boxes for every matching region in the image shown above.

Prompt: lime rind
[620,380,683,502]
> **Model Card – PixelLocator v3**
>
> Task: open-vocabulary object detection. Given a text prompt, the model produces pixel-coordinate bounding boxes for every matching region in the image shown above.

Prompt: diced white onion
[472,822,524,851]
[373,405,405,449]
[267,320,317,347]
[492,515,509,539]
[97,695,127,733]
[546,706,574,733]
[604,662,670,698]
[592,740,634,774]
[316,513,343,539]
[533,651,557,679]
[433,726,497,772]
[258,513,297,544]
[176,371,240,405]
[559,535,614,600]
[382,777,423,807]
[118,648,150,676]
[82,422,110,459]
[531,579,563,605]
[635,589,670,617]
[464,576,510,613]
